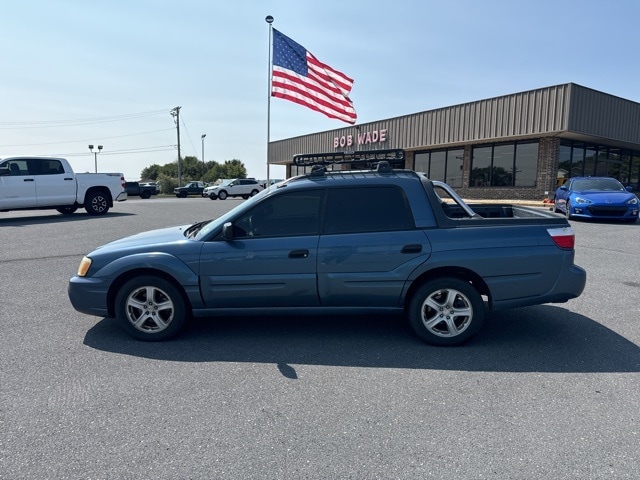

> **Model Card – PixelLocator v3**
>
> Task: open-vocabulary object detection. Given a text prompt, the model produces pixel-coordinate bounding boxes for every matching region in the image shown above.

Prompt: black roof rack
[292,148,405,167]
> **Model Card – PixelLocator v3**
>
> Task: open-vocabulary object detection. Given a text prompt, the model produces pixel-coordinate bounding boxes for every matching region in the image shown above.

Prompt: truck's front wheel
[85,191,110,215]
[407,277,484,346]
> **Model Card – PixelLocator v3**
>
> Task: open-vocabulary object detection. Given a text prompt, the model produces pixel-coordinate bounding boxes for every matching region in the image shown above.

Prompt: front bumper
[68,276,111,317]
[571,204,639,220]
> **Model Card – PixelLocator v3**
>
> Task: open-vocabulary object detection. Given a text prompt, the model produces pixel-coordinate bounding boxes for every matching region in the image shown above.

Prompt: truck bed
[444,203,555,219]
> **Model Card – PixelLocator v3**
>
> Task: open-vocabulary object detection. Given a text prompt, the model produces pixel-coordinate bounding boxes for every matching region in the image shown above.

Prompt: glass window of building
[429,151,446,182]
[470,146,492,187]
[471,142,538,187]
[415,149,463,187]
[414,152,429,175]
[446,149,464,188]
[570,144,585,177]
[514,142,538,187]
[492,144,514,187]
[584,146,596,176]
[558,143,572,186]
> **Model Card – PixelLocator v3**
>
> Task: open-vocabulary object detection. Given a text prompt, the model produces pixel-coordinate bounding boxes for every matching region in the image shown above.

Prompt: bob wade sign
[333,128,388,148]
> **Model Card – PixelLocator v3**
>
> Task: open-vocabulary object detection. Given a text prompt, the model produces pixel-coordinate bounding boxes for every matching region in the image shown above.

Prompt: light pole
[201,134,206,181]
[88,144,103,173]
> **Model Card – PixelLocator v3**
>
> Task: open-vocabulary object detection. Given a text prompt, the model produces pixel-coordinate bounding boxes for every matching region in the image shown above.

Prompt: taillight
[121,175,126,188]
[547,227,575,249]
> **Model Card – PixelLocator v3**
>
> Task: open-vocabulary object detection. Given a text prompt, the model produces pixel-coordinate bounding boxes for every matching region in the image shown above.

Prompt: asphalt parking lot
[1,197,639,480]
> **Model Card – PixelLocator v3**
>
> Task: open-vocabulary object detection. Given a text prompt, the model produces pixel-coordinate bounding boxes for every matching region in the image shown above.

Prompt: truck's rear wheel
[407,277,484,346]
[57,206,78,215]
[85,191,110,215]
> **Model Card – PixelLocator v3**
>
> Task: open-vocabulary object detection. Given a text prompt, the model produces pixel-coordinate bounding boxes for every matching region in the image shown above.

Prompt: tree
[140,164,161,181]
[156,173,178,195]
[222,159,247,179]
[139,157,249,189]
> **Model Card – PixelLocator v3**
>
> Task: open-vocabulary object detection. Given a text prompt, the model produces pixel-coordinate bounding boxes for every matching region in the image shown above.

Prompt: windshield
[572,178,624,191]
[194,187,269,240]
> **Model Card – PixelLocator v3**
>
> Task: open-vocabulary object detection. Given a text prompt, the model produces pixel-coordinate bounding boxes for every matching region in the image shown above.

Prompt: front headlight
[626,197,639,205]
[574,196,593,205]
[77,256,92,277]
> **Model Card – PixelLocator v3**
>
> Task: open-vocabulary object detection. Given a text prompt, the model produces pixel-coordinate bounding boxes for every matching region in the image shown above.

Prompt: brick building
[267,83,640,200]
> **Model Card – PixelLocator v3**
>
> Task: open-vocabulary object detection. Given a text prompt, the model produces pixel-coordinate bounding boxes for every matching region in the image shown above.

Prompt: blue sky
[3,0,639,181]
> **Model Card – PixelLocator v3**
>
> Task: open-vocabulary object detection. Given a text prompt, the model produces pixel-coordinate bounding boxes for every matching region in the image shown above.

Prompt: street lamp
[201,134,206,181]
[88,144,103,173]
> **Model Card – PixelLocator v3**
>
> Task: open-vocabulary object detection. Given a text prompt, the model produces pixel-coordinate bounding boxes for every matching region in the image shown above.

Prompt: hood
[93,224,193,255]
[572,190,636,202]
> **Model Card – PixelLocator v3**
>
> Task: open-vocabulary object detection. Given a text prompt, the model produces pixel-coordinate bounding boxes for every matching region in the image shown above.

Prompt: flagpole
[265,15,274,187]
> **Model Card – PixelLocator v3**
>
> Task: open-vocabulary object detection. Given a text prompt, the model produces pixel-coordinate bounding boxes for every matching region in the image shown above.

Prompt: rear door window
[323,186,415,234]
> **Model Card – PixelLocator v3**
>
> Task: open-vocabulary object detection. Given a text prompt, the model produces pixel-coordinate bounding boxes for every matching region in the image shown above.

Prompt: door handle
[401,244,422,254]
[23,178,35,182]
[289,249,309,259]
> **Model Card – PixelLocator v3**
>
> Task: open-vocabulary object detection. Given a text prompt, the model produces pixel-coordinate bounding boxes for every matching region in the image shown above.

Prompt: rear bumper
[115,192,128,202]
[492,263,587,311]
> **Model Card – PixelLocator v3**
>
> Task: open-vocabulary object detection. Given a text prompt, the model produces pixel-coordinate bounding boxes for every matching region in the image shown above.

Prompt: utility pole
[170,106,182,186]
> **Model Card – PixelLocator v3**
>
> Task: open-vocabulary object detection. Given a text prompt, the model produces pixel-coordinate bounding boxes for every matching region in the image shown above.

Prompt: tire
[407,277,484,346]
[56,206,78,215]
[114,275,188,341]
[553,196,561,214]
[241,195,249,200]
[250,189,260,197]
[565,201,572,220]
[84,190,110,215]
[140,190,151,199]
[218,190,228,200]
[180,191,188,198]
[209,193,218,200]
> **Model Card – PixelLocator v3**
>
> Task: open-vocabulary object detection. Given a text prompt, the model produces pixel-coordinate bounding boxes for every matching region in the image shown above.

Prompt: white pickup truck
[0,156,127,216]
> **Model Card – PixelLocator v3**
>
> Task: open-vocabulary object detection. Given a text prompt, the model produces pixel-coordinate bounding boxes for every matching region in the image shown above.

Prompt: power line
[54,145,176,157]
[0,128,175,148]
[0,109,169,129]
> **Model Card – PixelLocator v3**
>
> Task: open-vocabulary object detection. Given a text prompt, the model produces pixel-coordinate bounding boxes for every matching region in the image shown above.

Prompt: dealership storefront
[268,83,640,200]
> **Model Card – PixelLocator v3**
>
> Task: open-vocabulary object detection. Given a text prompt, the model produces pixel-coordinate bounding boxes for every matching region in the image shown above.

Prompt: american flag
[271,29,357,124]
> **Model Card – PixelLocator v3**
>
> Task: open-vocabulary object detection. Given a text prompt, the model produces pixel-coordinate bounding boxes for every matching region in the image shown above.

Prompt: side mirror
[222,222,234,241]
[559,185,567,191]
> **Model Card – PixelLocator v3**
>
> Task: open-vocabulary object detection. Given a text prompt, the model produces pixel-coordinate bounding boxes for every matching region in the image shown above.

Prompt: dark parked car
[554,176,639,222]
[69,156,585,346]
[174,181,205,198]
[125,181,157,199]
